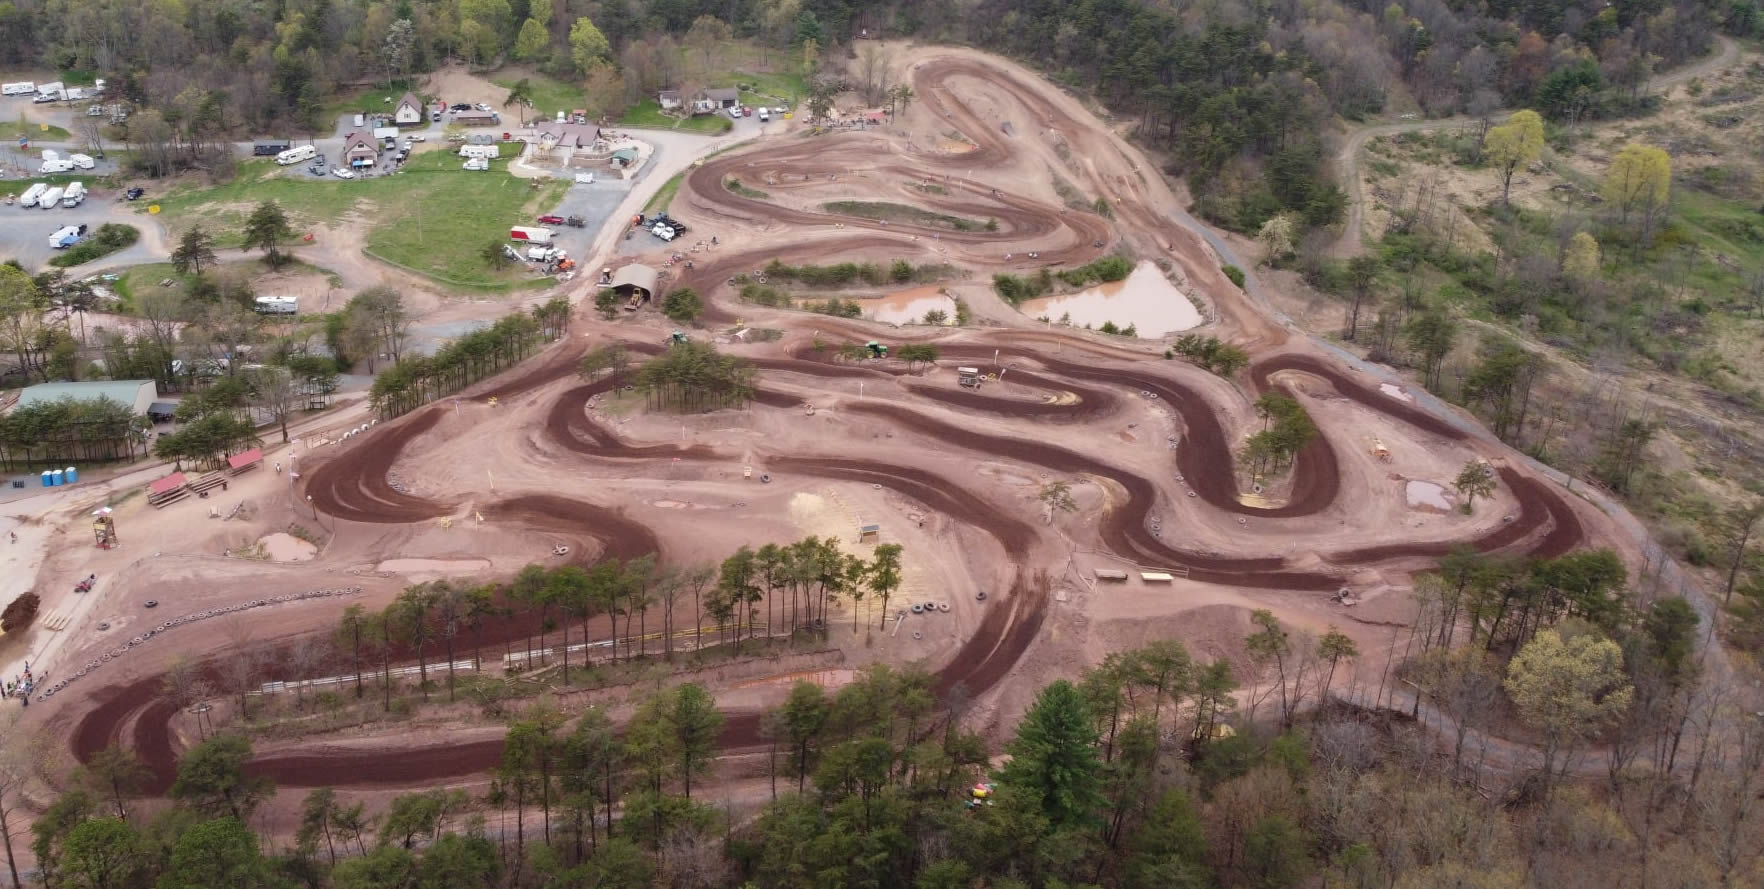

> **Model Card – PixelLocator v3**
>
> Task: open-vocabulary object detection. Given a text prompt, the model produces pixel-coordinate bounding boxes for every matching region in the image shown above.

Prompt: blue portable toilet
[51,469,64,486]
[41,471,52,487]
[65,466,77,483]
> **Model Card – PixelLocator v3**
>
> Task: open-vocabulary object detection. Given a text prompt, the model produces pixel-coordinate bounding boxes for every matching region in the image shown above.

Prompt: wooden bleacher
[147,471,189,508]
[227,447,264,476]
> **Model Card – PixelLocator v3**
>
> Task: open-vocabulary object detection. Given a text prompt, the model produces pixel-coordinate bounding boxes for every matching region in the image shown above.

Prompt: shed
[343,132,379,167]
[16,380,157,416]
[658,89,682,110]
[610,147,638,168]
[702,87,739,108]
[610,264,659,301]
[863,109,886,124]
[394,91,425,125]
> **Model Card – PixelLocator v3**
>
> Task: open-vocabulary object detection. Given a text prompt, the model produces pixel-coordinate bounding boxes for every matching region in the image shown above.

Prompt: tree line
[369,303,569,419]
[8,528,1760,889]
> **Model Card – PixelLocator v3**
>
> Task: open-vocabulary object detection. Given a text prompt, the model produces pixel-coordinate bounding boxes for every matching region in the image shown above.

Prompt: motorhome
[275,145,317,165]
[253,140,291,156]
[61,182,86,206]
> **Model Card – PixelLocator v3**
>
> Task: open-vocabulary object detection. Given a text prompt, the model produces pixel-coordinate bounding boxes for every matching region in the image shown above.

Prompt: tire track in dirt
[302,407,456,522]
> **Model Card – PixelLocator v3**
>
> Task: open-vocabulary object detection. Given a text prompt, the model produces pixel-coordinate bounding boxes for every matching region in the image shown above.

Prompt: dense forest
[0,0,1743,229]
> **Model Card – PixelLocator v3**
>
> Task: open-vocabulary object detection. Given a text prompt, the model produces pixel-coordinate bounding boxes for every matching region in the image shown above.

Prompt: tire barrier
[36,587,361,702]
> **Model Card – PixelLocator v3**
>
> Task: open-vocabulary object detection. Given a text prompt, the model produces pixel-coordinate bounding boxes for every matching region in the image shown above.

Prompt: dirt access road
[1329,34,1740,258]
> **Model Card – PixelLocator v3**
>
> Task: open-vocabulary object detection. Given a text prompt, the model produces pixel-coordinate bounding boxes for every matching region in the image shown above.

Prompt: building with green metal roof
[15,380,157,416]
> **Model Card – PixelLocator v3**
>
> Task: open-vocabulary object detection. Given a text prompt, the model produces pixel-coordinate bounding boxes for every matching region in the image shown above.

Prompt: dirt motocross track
[55,47,1613,793]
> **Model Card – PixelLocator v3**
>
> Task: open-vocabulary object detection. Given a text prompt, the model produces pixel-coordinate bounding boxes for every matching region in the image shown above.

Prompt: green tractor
[866,340,889,359]
[667,331,691,346]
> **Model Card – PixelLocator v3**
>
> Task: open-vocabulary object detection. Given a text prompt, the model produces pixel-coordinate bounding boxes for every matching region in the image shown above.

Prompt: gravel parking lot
[0,183,164,272]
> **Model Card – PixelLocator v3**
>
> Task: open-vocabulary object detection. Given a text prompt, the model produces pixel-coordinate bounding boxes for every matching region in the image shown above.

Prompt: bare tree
[286,635,332,712]
[247,366,300,443]
[221,621,262,722]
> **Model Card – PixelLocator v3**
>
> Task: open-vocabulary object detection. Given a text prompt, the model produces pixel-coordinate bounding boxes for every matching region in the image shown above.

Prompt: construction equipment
[866,341,889,358]
[957,366,981,387]
[667,331,690,345]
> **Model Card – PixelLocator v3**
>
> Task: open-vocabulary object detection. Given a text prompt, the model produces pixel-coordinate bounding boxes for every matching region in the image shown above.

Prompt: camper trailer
[18,183,47,208]
[37,186,64,208]
[275,145,317,165]
[253,296,298,315]
[60,182,86,206]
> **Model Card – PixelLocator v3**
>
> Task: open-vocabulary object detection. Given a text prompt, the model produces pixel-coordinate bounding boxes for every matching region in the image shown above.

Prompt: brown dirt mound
[1,591,39,632]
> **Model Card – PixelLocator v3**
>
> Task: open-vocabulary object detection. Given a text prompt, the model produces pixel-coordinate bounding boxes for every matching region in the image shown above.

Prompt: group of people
[7,662,41,706]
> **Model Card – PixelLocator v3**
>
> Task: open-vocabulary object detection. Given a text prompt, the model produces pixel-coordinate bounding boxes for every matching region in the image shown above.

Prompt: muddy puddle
[1021,261,1202,337]
[864,286,955,325]
[259,532,317,562]
[1405,481,1454,512]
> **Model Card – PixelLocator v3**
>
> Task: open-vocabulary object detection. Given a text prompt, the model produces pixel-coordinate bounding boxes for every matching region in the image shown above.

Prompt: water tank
[40,471,52,487]
[64,466,77,483]
[51,470,64,485]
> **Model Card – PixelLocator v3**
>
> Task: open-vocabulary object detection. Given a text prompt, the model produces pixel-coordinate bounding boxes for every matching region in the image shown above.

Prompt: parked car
[758,107,770,122]
[741,106,753,117]
[407,134,425,142]
[538,214,565,224]
[727,106,742,120]
[450,103,472,111]
[310,163,328,175]
[474,103,492,112]
[333,168,355,179]
[124,187,144,201]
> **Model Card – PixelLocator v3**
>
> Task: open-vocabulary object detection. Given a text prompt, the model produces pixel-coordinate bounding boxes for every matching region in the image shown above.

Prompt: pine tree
[994,680,1103,829]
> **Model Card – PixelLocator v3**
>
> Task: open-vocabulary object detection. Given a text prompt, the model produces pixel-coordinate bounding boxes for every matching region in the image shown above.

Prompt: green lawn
[823,201,992,231]
[491,73,582,120]
[319,80,422,120]
[3,120,71,141]
[645,171,685,213]
[726,69,805,106]
[619,99,732,133]
[148,150,570,290]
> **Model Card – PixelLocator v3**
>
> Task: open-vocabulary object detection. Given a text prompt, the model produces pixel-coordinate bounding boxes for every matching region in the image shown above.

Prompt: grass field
[823,201,992,231]
[491,73,582,119]
[645,171,685,213]
[320,80,421,119]
[3,120,71,141]
[619,99,733,133]
[149,150,569,289]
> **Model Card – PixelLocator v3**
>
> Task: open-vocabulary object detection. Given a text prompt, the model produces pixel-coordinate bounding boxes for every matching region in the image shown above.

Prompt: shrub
[48,223,140,267]
[662,288,702,321]
[1222,264,1246,288]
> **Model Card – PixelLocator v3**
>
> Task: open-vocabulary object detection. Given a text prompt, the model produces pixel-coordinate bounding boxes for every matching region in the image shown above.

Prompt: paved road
[1330,35,1740,257]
